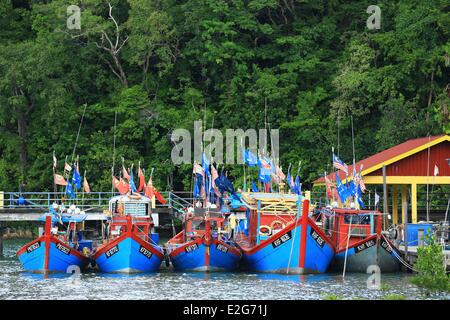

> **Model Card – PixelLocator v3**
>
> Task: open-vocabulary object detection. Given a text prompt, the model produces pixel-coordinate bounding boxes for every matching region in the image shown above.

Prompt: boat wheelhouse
[92,194,164,273]
[235,192,334,274]
[166,207,241,272]
[316,207,400,273]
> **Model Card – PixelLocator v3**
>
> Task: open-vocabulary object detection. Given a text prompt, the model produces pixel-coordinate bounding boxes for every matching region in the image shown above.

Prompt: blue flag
[194,173,203,198]
[336,173,350,203]
[202,153,210,176]
[251,181,259,192]
[243,149,259,167]
[357,185,365,208]
[129,168,137,193]
[72,163,81,190]
[294,176,302,195]
[65,183,76,199]
[258,167,271,183]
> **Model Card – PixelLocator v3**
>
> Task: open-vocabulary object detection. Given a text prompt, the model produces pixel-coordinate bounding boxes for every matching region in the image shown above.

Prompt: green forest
[0,0,449,193]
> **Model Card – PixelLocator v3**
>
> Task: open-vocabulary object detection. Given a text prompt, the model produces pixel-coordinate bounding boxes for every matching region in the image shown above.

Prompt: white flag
[374,192,380,207]
[52,152,57,169]
[434,164,439,176]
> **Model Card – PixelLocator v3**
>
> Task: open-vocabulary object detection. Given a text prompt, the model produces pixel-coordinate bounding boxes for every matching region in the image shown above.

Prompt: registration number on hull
[55,243,71,255]
[139,246,153,259]
[310,228,325,248]
[354,239,376,254]
[105,245,119,258]
[272,231,292,248]
[26,241,41,254]
[185,243,199,253]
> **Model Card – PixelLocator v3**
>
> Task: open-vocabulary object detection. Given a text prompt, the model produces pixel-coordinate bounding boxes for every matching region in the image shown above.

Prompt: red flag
[83,176,91,193]
[113,176,129,194]
[153,187,167,204]
[118,178,130,194]
[54,174,67,186]
[137,167,145,192]
[193,163,204,176]
[211,164,221,197]
[122,165,130,181]
[144,176,154,198]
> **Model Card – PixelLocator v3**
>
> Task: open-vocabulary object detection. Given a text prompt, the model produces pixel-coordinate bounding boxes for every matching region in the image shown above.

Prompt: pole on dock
[403,199,409,262]
[0,222,4,258]
[382,166,388,230]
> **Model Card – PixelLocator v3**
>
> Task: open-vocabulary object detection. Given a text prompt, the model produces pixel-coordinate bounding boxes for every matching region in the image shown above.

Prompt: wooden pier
[399,245,450,271]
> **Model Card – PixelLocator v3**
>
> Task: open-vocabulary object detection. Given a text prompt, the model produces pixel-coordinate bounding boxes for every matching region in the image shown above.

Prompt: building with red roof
[314,135,450,224]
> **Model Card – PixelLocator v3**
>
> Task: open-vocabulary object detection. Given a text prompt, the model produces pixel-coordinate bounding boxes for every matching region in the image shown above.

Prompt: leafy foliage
[0,0,448,193]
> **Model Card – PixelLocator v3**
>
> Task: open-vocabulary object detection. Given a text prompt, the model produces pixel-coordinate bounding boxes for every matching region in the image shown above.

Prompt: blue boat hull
[94,235,163,273]
[169,239,241,272]
[330,235,400,273]
[17,236,89,273]
[239,223,334,274]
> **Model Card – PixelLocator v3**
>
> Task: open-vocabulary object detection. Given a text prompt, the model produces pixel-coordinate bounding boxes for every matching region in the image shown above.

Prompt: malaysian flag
[332,153,348,174]
[359,173,367,193]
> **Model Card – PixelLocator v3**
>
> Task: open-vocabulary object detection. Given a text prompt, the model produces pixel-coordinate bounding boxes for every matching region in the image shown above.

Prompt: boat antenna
[71,103,88,163]
[111,110,117,195]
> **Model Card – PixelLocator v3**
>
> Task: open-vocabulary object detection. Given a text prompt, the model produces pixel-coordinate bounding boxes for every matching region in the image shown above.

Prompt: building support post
[382,166,388,229]
[401,185,407,224]
[411,183,418,223]
[0,222,4,258]
[392,185,398,225]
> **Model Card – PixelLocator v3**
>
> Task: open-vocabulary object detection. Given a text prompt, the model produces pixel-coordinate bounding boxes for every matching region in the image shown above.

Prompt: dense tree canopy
[0,0,449,192]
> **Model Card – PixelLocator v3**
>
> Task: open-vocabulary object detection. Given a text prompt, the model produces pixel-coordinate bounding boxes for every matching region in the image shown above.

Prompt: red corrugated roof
[314,135,448,184]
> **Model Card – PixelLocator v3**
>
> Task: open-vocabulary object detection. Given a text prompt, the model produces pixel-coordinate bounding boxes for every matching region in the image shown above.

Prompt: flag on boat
[336,173,350,203]
[129,167,137,193]
[202,153,210,176]
[272,165,285,183]
[137,167,145,192]
[72,162,81,190]
[211,164,221,197]
[374,191,380,207]
[359,173,367,193]
[122,165,130,181]
[54,174,67,186]
[83,176,91,193]
[356,185,364,209]
[333,153,348,174]
[144,176,154,199]
[243,149,259,167]
[434,164,439,176]
[286,170,295,192]
[65,182,76,199]
[293,176,301,195]
[251,181,259,192]
[153,186,167,204]
[52,151,57,169]
[64,162,72,172]
[258,157,274,183]
[324,173,334,199]
[193,163,204,176]
[113,176,130,195]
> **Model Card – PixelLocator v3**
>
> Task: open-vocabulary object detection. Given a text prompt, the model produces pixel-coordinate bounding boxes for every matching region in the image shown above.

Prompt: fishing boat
[92,194,164,273]
[17,212,90,273]
[316,207,400,272]
[235,192,335,274]
[166,207,241,272]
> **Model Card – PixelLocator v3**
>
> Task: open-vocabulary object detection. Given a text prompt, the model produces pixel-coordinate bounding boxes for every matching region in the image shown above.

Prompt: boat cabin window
[344,214,371,225]
[191,219,205,231]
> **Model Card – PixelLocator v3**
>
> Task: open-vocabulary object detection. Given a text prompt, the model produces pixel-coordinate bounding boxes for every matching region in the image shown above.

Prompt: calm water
[1,239,448,300]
